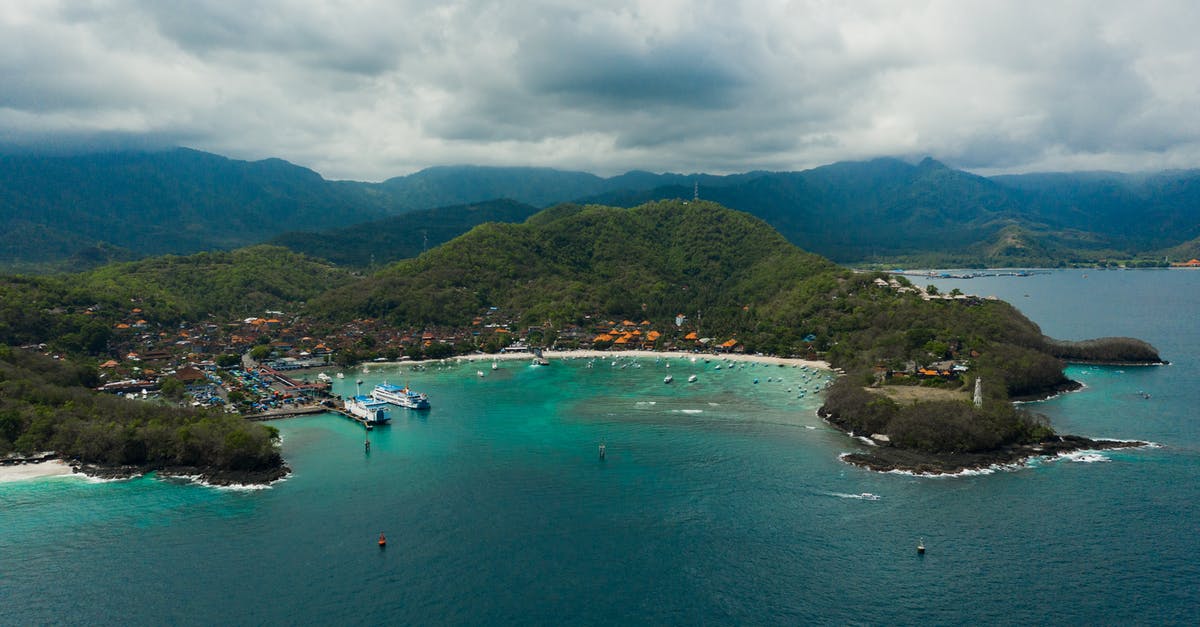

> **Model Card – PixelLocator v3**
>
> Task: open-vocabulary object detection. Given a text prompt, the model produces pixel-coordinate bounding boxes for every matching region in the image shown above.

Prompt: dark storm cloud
[2,1,1199,179]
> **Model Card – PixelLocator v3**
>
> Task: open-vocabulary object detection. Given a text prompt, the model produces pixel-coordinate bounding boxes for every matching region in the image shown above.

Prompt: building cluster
[83,304,748,412]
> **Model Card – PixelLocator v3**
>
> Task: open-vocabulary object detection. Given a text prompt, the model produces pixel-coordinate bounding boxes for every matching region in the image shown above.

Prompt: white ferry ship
[344,395,391,424]
[371,382,431,410]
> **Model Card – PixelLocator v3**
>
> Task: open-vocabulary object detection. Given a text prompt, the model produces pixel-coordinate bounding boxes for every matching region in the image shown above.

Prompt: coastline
[370,349,832,371]
[0,458,75,484]
[837,435,1148,476]
[0,456,290,488]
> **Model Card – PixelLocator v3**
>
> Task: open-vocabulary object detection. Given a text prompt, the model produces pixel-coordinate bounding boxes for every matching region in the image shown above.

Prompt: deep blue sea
[2,269,1197,625]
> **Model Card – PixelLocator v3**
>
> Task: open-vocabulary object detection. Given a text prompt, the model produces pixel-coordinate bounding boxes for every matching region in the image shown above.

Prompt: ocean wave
[837,452,1027,478]
[828,491,881,500]
[1062,452,1111,463]
[78,473,142,484]
[670,409,704,414]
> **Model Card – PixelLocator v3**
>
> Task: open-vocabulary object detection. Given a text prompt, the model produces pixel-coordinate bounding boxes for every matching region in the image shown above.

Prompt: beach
[0,459,75,483]
[413,349,832,371]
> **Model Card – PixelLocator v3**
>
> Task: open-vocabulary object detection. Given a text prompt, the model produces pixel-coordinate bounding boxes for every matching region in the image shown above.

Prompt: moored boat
[345,395,391,424]
[371,382,431,410]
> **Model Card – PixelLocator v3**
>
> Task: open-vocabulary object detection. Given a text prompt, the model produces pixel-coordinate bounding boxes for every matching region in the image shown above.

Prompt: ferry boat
[371,382,431,410]
[345,395,391,424]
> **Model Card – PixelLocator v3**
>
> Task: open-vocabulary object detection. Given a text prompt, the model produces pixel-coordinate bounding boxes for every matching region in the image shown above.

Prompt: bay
[2,269,1197,625]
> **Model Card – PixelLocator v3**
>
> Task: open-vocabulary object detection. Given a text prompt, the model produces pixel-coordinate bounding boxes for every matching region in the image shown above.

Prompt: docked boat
[688,374,698,383]
[317,372,332,383]
[345,395,391,424]
[664,375,674,384]
[371,382,431,410]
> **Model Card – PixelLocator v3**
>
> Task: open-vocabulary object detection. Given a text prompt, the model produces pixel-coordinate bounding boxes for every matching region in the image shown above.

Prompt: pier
[245,404,328,421]
[332,407,375,430]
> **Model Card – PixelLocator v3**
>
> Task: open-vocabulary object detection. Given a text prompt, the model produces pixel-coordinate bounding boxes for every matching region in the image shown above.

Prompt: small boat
[664,375,673,384]
[336,372,345,379]
[688,374,697,383]
[317,372,332,383]
[917,538,925,554]
[378,532,387,547]
[492,362,498,370]
[860,492,880,501]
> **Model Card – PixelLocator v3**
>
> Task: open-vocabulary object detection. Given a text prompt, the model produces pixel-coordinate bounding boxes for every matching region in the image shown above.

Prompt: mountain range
[3,147,1199,271]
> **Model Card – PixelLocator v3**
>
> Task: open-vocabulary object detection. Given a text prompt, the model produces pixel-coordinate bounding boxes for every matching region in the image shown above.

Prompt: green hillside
[0,246,349,352]
[270,199,540,268]
[6,147,1200,272]
[0,149,393,267]
[1,200,1162,466]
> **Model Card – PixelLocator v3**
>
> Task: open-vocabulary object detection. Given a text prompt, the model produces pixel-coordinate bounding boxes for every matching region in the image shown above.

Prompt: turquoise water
[3,270,1198,625]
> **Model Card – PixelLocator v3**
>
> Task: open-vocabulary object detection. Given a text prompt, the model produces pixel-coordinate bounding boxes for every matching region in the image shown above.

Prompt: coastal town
[61,273,999,417]
[76,303,804,416]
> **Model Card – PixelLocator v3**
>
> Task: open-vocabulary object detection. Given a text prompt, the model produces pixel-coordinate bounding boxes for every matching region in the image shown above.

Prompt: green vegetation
[0,246,349,354]
[0,197,1163,469]
[1043,337,1164,363]
[820,381,1053,454]
[309,200,840,352]
[7,148,1200,272]
[0,347,283,475]
[270,199,539,268]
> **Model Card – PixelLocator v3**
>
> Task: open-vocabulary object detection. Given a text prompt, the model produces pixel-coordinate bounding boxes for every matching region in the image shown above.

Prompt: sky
[3,0,1199,181]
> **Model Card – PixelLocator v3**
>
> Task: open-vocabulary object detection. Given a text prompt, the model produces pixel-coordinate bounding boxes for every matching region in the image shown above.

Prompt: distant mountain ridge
[4,147,1200,270]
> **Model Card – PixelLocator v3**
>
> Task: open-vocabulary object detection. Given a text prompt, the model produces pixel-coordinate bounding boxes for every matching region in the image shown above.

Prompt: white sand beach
[444,349,832,371]
[0,459,75,483]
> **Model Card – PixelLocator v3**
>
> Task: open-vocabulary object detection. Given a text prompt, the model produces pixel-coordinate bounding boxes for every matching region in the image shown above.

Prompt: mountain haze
[6,147,1200,270]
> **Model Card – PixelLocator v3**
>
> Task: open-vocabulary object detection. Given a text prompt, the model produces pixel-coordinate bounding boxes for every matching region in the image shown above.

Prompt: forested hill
[579,158,1200,265]
[0,148,391,268]
[0,246,350,353]
[307,200,839,344]
[269,199,541,268]
[306,201,1063,380]
[6,147,1200,271]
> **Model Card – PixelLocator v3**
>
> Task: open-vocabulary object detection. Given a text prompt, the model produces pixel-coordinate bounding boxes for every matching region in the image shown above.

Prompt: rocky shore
[73,462,291,486]
[1010,379,1083,402]
[839,435,1146,475]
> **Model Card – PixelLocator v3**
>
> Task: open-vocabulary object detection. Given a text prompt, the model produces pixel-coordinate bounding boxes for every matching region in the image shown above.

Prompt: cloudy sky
[3,1,1199,180]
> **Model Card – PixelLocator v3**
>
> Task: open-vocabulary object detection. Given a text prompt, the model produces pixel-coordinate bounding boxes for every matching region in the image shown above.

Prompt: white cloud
[2,0,1199,179]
